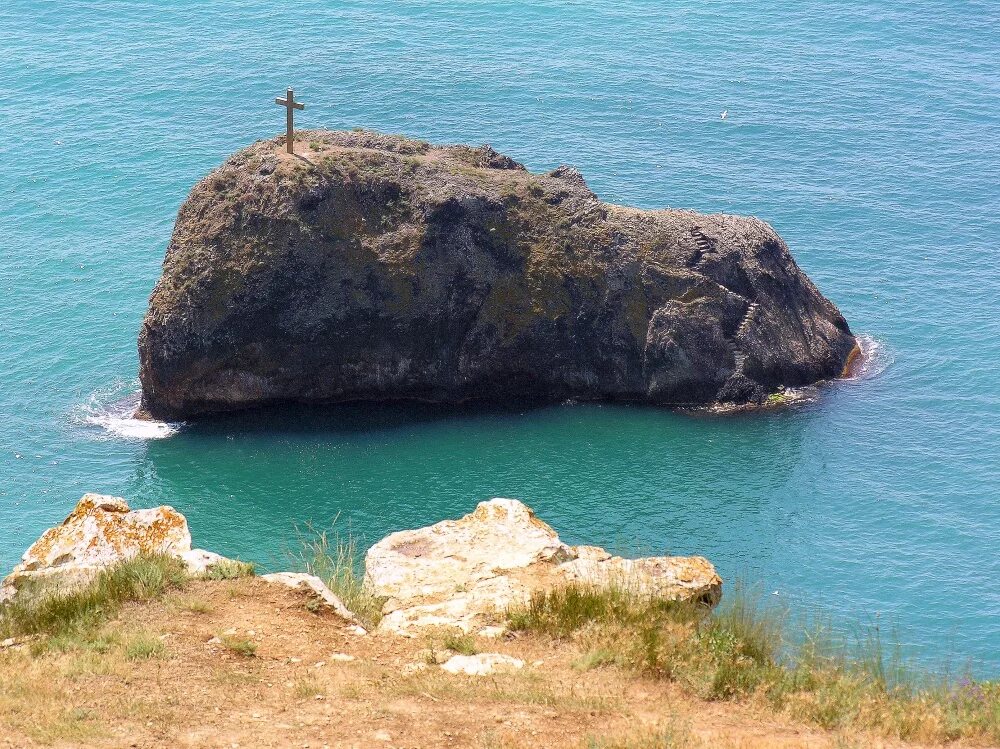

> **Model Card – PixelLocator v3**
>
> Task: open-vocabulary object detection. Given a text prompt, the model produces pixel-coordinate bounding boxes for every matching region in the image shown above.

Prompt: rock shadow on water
[164,398,571,438]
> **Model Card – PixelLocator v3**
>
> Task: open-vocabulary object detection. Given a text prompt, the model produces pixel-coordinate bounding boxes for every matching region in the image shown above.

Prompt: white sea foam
[845,333,892,381]
[86,411,179,440]
[75,382,181,440]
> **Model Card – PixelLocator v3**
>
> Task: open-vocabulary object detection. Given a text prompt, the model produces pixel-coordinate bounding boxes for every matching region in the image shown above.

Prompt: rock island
[138,131,857,420]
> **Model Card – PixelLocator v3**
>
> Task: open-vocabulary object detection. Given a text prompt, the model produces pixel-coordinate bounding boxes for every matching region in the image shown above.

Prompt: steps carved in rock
[690,227,715,269]
[732,349,748,373]
[735,302,759,339]
[728,302,759,376]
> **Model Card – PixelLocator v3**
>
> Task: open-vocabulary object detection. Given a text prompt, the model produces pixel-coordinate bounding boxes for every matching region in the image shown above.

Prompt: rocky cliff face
[138,130,856,419]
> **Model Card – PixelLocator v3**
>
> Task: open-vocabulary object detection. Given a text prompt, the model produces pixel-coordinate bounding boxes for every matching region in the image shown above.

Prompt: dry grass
[292,675,324,699]
[585,719,694,749]
[383,665,624,714]
[2,552,995,748]
[0,573,964,748]
[0,651,106,743]
[0,554,187,647]
[166,593,214,614]
[0,619,174,742]
[508,583,1000,745]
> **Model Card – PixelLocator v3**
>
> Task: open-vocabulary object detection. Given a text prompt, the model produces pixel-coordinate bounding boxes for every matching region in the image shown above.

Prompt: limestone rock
[137,130,857,420]
[367,498,572,601]
[559,554,724,600]
[365,498,722,636]
[179,548,230,575]
[259,572,365,632]
[440,653,525,676]
[0,493,229,602]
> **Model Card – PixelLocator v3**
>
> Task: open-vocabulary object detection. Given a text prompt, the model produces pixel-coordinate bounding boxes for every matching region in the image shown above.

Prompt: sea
[1,1,998,673]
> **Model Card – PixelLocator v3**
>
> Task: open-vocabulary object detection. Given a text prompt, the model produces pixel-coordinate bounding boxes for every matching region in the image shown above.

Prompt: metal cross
[275,87,305,154]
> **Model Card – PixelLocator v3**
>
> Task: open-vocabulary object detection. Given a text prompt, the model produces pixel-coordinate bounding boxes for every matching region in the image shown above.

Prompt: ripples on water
[1,0,998,673]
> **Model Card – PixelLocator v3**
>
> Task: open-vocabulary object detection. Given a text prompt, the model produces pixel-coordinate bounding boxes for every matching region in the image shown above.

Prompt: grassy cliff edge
[1,550,997,748]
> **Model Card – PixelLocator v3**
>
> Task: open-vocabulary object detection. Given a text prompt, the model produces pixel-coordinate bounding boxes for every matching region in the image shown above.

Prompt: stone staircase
[690,227,716,269]
[735,301,759,339]
[730,302,759,376]
[688,227,757,381]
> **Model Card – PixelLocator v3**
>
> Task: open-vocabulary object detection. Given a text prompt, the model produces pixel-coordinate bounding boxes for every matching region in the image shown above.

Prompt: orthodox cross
[275,87,305,154]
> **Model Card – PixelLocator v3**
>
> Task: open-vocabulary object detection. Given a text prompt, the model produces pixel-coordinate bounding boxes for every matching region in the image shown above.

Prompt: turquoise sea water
[2,1,999,672]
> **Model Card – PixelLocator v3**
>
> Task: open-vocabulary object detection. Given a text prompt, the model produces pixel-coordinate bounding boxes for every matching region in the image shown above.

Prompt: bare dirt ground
[0,579,988,749]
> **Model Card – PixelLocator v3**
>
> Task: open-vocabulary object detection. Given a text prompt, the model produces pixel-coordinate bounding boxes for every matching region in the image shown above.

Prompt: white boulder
[260,572,365,632]
[0,493,231,602]
[365,498,722,636]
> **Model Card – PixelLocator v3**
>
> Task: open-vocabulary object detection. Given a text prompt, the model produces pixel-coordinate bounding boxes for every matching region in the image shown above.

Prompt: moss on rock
[138,130,856,419]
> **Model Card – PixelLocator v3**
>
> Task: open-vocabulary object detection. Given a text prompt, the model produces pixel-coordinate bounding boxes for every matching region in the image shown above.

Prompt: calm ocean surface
[1,1,998,672]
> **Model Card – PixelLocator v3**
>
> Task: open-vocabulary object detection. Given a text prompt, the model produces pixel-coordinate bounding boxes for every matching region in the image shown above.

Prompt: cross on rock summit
[275,87,305,154]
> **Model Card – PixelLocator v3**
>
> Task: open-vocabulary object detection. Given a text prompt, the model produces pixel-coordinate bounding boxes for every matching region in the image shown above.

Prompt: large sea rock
[138,130,857,419]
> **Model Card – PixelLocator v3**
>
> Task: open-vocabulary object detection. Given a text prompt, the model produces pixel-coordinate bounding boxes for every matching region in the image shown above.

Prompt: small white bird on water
[721,109,728,120]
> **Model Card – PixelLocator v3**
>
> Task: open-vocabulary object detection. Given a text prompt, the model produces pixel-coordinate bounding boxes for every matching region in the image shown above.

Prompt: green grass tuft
[0,554,188,643]
[442,633,479,656]
[202,559,256,581]
[290,518,386,630]
[219,634,257,657]
[573,648,619,671]
[124,632,165,661]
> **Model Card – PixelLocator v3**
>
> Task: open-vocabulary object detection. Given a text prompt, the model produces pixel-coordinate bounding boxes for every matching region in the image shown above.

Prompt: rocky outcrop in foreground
[2,495,721,639]
[0,494,227,602]
[138,130,857,419]
[366,498,721,636]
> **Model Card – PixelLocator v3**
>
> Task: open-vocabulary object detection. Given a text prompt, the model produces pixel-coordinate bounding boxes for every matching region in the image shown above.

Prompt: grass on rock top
[0,553,255,650]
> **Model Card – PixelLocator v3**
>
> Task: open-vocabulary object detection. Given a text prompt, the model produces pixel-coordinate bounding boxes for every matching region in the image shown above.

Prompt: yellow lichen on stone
[1,494,230,602]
